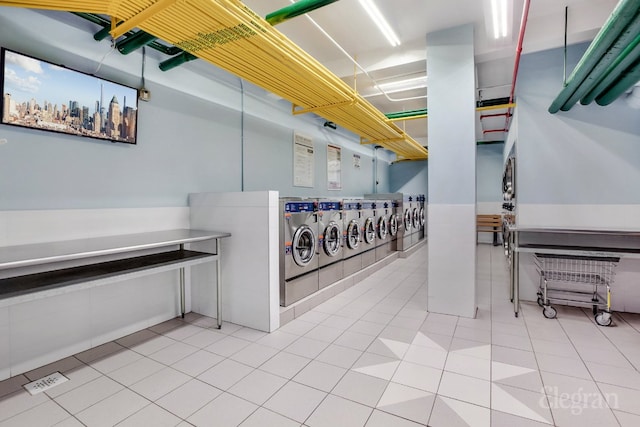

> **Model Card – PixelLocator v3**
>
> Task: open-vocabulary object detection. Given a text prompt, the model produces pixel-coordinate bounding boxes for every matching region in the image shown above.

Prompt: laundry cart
[534,253,620,326]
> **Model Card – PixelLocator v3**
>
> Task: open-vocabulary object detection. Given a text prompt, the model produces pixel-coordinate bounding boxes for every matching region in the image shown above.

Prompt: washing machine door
[364,217,376,244]
[292,224,317,267]
[346,219,361,249]
[323,221,342,257]
[377,216,388,240]
[419,207,425,227]
[404,209,412,231]
[412,207,420,229]
[389,214,398,237]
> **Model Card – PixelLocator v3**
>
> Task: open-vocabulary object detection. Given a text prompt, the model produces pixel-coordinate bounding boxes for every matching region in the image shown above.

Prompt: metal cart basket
[534,253,619,326]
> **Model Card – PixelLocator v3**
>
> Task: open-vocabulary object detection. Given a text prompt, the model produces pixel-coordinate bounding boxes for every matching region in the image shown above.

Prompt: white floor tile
[148,341,199,366]
[364,409,424,427]
[259,352,312,379]
[197,359,254,390]
[239,407,301,427]
[376,382,434,424]
[491,383,552,424]
[332,371,388,407]
[585,361,640,391]
[170,349,224,377]
[156,378,222,419]
[597,383,640,416]
[107,357,165,386]
[292,360,347,392]
[230,343,280,368]
[614,410,640,427]
[548,395,619,427]
[228,370,287,405]
[231,327,269,342]
[437,371,490,408]
[256,330,300,350]
[263,381,327,423]
[304,325,344,343]
[429,396,490,427]
[130,367,191,401]
[306,394,372,427]
[445,352,491,380]
[334,331,377,351]
[391,361,441,393]
[187,392,257,427]
[315,344,363,369]
[75,389,150,427]
[116,403,182,427]
[54,376,123,414]
[403,345,448,369]
[352,353,401,381]
[536,353,591,379]
[181,329,226,349]
[285,337,331,359]
[88,349,143,374]
[44,365,102,398]
[204,335,252,357]
[0,400,69,427]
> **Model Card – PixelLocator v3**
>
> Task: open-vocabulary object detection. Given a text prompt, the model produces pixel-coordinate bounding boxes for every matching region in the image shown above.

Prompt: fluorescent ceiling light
[376,76,427,94]
[359,0,401,47]
[490,0,509,39]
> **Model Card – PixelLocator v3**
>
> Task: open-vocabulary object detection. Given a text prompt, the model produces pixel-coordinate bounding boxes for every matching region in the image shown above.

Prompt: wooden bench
[477,214,502,246]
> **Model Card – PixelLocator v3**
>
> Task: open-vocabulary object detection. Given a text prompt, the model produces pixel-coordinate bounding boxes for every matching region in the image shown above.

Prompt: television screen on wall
[1,48,138,144]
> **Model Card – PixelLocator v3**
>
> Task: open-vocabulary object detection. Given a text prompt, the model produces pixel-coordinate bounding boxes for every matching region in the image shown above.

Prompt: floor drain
[23,372,69,395]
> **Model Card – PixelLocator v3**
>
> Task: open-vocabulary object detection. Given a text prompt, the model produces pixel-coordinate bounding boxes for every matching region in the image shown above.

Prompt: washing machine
[374,200,392,261]
[279,198,319,306]
[360,200,377,268]
[342,200,363,277]
[410,195,421,246]
[317,199,344,289]
[364,193,402,254]
[417,195,426,241]
[400,194,413,251]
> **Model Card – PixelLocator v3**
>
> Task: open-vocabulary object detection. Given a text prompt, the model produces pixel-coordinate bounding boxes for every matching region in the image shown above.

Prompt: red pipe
[483,129,508,134]
[505,0,532,130]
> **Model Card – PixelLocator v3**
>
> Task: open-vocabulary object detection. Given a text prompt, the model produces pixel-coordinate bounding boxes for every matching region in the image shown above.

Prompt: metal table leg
[179,244,186,318]
[513,231,519,317]
[216,239,222,329]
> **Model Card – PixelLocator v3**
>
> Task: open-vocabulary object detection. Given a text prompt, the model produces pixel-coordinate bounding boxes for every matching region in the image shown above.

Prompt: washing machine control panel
[284,201,316,213]
[318,201,341,211]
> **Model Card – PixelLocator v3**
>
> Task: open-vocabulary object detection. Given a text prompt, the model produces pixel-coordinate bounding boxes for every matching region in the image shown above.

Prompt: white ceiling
[242,0,617,144]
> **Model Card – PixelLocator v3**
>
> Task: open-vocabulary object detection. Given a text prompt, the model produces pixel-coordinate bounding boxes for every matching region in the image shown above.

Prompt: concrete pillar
[426,24,477,318]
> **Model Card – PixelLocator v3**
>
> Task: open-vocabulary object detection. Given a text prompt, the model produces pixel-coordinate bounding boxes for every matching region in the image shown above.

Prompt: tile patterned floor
[2,245,640,426]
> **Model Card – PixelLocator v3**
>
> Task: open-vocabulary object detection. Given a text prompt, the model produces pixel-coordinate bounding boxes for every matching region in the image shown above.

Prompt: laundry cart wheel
[595,312,612,327]
[542,305,557,319]
[536,294,544,307]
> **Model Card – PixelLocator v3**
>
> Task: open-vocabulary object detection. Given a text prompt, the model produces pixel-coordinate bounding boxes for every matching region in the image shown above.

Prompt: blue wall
[477,144,504,203]
[517,43,640,205]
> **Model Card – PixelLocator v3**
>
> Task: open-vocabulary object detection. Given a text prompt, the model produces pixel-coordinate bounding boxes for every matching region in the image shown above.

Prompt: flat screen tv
[1,48,138,144]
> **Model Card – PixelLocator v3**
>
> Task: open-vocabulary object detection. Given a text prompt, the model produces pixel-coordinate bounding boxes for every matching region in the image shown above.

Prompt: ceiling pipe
[266,0,339,25]
[384,101,516,122]
[581,32,640,104]
[159,0,339,71]
[548,0,640,113]
[116,30,158,54]
[503,0,530,132]
[480,112,511,120]
[595,56,640,105]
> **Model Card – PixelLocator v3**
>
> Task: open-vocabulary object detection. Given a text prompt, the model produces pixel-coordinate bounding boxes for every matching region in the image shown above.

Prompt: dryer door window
[419,207,425,226]
[377,216,388,240]
[412,208,420,229]
[292,225,316,267]
[346,220,361,249]
[323,221,342,257]
[364,217,376,244]
[404,209,412,231]
[389,214,398,237]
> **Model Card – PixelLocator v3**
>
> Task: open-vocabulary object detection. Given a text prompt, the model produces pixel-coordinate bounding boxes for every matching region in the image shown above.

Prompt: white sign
[327,144,342,190]
[353,154,361,169]
[293,132,314,188]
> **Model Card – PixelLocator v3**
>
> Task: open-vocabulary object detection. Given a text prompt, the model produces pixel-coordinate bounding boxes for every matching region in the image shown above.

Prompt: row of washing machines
[279,194,426,306]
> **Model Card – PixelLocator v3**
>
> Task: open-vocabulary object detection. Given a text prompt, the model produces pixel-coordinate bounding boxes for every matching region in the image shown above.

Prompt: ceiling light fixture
[490,0,509,39]
[375,76,427,94]
[359,0,401,47]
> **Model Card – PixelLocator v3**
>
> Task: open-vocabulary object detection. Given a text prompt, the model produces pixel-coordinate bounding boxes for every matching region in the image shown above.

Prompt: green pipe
[117,31,158,55]
[159,52,198,71]
[561,15,640,109]
[581,32,640,104]
[548,0,640,113]
[266,0,339,26]
[93,25,113,41]
[385,109,428,119]
[595,57,640,105]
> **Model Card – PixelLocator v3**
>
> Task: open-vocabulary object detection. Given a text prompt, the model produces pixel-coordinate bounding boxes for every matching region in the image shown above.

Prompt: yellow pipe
[292,99,356,115]
[475,103,517,112]
[110,0,180,39]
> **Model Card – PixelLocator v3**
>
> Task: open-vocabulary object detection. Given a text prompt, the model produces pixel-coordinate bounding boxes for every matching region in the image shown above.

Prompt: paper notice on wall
[293,132,314,188]
[327,144,342,190]
[353,154,361,169]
